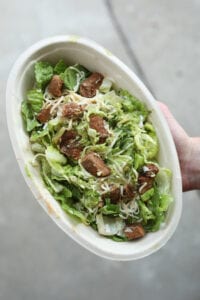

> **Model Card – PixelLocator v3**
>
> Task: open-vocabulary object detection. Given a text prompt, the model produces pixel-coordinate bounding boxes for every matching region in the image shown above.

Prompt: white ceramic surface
[6,35,182,260]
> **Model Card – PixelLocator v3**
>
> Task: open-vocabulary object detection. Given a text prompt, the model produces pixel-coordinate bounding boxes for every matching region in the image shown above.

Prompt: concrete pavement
[0,1,200,299]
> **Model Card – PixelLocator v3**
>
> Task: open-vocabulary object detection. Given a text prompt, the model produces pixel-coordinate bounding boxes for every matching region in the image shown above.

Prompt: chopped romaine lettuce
[27,89,43,113]
[119,89,149,118]
[96,214,125,236]
[45,146,67,165]
[35,61,53,88]
[62,64,90,92]
[156,168,172,194]
[99,78,112,93]
[21,60,173,241]
[141,188,155,202]
[100,203,120,215]
[21,100,41,132]
[80,189,100,210]
[54,59,67,74]
[61,202,89,225]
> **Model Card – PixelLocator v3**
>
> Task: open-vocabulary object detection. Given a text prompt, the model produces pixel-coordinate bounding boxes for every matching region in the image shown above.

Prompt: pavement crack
[104,0,155,96]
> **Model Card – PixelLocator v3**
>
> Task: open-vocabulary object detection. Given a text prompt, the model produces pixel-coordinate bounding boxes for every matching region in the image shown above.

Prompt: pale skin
[158,102,200,192]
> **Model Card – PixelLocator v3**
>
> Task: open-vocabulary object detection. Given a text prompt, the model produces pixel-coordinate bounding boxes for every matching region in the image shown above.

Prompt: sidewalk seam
[104,0,155,95]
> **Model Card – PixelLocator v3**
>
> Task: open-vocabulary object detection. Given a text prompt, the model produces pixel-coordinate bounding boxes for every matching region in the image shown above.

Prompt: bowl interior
[7,36,182,260]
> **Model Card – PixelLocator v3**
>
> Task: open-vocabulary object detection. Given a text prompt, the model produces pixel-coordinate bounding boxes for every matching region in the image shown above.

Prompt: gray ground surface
[1,0,200,299]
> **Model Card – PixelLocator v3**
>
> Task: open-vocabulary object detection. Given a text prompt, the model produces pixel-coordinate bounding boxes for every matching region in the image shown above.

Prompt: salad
[21,60,172,241]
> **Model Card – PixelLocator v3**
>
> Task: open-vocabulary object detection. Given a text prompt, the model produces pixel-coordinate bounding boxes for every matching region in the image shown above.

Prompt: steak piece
[36,107,51,123]
[138,164,159,194]
[62,102,84,119]
[59,130,82,160]
[89,115,109,143]
[141,164,159,178]
[102,187,121,204]
[79,72,104,98]
[124,224,145,240]
[102,183,136,204]
[123,184,136,200]
[138,176,154,194]
[48,75,63,97]
[81,152,111,177]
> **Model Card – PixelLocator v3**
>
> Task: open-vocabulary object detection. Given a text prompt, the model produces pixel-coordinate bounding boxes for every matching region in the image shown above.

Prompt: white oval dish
[6,35,182,260]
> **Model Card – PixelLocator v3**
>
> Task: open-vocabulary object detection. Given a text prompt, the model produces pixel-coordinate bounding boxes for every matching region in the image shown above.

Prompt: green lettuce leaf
[35,61,53,88]
[40,158,64,193]
[119,89,149,118]
[54,59,67,74]
[62,64,88,92]
[40,158,88,224]
[135,131,158,160]
[100,203,120,216]
[27,89,43,113]
[45,145,67,165]
[99,78,112,93]
[21,100,40,132]
[155,168,173,213]
[138,200,155,224]
[103,90,123,111]
[159,194,173,212]
[110,235,128,242]
[141,188,155,202]
[30,127,50,143]
[141,184,172,232]
[144,214,164,232]
[73,64,91,77]
[96,214,125,236]
[61,202,89,225]
[80,189,100,210]
[31,143,45,153]
[134,153,144,170]
[156,168,172,194]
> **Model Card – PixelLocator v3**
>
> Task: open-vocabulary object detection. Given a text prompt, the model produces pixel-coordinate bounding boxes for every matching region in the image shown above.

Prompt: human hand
[158,102,200,192]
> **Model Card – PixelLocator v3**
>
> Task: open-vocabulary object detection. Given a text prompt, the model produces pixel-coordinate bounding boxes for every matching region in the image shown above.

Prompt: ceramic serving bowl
[6,35,182,260]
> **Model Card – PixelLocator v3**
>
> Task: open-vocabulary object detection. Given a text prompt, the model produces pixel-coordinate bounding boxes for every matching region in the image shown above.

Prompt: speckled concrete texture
[1,1,200,299]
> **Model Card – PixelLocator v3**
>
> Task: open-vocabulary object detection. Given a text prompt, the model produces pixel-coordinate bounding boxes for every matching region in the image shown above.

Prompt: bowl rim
[6,35,182,260]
